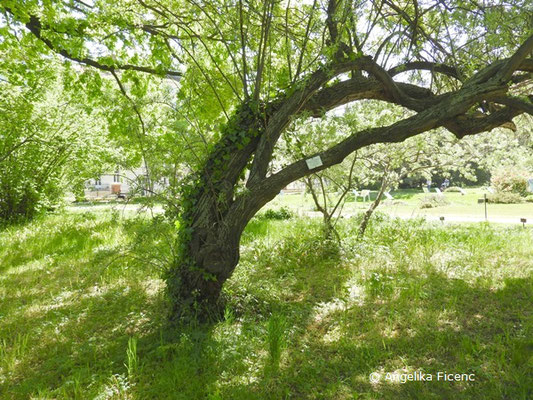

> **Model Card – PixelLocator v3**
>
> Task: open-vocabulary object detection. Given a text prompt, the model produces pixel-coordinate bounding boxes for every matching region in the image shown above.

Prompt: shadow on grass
[0,213,170,399]
[246,271,531,400]
[158,229,530,399]
[3,285,165,397]
[1,215,531,400]
[143,221,529,399]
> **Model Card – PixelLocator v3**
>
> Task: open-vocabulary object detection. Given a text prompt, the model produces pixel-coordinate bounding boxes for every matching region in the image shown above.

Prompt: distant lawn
[1,211,532,399]
[269,188,533,223]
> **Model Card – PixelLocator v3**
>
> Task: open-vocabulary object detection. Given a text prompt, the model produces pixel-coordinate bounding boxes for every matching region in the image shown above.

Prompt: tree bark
[166,103,267,319]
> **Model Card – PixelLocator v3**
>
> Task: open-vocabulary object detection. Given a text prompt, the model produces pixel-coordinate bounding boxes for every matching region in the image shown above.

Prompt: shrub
[260,207,294,220]
[419,195,450,209]
[491,167,529,196]
[444,186,463,193]
[486,192,524,204]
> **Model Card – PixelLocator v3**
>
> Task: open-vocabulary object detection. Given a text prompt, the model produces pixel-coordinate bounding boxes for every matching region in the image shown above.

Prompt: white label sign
[305,155,323,170]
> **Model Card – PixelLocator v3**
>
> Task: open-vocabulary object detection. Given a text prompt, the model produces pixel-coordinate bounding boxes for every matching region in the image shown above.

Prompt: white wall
[85,167,169,198]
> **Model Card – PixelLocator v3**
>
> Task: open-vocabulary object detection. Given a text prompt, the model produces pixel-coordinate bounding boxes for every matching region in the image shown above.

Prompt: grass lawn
[0,210,532,399]
[269,188,533,223]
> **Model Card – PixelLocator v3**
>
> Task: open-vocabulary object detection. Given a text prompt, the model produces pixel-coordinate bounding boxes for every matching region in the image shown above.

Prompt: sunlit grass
[0,210,531,399]
[267,189,533,223]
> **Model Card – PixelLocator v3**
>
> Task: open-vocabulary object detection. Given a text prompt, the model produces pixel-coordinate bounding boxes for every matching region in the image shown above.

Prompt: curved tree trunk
[167,180,281,319]
[163,45,533,321]
[165,103,281,319]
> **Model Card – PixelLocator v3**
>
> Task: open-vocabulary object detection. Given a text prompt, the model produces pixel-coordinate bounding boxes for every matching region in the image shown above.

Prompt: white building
[85,167,168,199]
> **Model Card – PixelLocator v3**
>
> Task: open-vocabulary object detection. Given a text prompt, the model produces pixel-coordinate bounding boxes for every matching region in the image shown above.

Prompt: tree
[1,0,532,317]
[0,57,112,222]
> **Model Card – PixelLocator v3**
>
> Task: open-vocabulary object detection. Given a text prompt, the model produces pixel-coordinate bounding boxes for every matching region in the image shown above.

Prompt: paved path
[299,210,530,226]
[386,213,528,225]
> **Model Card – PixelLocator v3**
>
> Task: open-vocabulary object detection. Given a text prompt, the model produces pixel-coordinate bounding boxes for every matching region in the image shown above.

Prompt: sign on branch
[306,155,323,170]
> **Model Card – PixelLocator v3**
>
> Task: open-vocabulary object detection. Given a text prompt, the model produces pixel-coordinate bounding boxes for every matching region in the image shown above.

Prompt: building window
[114,169,120,183]
[95,178,101,186]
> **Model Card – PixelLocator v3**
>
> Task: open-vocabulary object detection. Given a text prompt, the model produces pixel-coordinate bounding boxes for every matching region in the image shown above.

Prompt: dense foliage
[0,64,109,222]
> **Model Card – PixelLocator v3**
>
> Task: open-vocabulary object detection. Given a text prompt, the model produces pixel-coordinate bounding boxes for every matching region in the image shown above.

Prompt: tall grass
[0,210,531,399]
[266,313,288,375]
[0,333,29,375]
[126,337,139,380]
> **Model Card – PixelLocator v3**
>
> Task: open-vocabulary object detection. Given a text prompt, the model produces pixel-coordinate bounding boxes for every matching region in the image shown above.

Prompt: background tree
[1,0,532,317]
[0,57,112,222]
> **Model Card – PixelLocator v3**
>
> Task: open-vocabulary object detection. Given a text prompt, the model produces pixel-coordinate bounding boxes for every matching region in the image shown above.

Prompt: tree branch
[240,70,515,221]
[388,61,462,81]
[2,5,182,78]
[247,56,379,187]
[493,95,533,116]
[496,34,533,83]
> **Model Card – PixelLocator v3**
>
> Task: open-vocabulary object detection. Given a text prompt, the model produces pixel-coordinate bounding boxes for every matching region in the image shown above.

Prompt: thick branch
[356,57,408,104]
[465,58,533,88]
[247,56,375,186]
[301,77,388,115]
[326,0,340,44]
[445,106,523,138]
[388,61,462,81]
[493,95,533,116]
[248,51,532,187]
[236,78,511,224]
[496,34,533,83]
